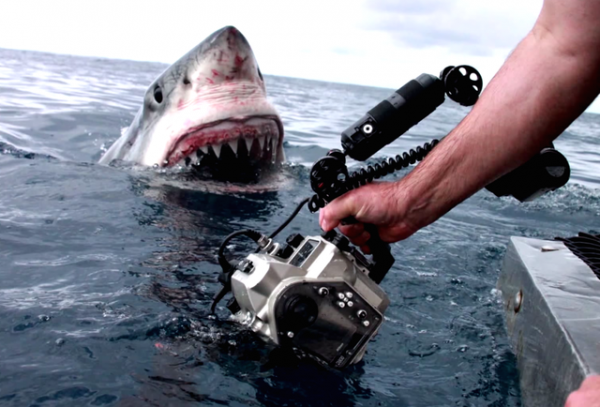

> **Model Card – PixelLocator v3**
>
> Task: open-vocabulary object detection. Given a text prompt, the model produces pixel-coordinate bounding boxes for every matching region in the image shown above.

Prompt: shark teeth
[227,139,239,156]
[244,137,253,152]
[212,143,222,159]
[183,134,280,166]
[257,136,265,150]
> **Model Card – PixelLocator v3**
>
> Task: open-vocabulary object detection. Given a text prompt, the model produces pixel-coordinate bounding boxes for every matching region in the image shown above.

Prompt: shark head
[99,26,284,181]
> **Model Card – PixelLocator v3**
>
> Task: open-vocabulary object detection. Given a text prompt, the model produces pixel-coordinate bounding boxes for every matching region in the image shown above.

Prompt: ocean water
[0,47,599,407]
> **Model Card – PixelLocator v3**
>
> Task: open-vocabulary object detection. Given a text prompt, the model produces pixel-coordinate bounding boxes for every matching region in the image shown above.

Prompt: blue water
[0,47,599,407]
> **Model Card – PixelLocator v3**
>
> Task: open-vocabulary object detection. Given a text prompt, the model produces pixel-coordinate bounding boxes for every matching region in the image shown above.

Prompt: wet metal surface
[498,237,600,407]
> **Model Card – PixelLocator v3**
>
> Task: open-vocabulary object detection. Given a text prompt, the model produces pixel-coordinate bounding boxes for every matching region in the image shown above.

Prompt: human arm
[319,0,600,251]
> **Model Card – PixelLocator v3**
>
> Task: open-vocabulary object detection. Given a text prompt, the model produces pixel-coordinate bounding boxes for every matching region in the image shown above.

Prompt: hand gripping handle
[341,217,394,283]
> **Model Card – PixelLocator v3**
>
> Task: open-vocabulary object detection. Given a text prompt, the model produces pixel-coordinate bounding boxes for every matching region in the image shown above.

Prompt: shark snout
[215,26,249,45]
[202,26,261,85]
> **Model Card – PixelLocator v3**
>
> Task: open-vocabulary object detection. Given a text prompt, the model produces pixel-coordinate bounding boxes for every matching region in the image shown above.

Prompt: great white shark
[99,26,285,181]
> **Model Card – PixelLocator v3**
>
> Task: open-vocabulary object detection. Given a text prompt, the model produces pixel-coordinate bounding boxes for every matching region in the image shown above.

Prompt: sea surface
[0,47,599,407]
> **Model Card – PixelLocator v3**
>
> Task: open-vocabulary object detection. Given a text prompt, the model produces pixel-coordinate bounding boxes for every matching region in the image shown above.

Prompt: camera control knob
[322,230,350,251]
[322,230,338,242]
[286,233,305,248]
[237,260,254,274]
[332,235,350,251]
[357,310,368,319]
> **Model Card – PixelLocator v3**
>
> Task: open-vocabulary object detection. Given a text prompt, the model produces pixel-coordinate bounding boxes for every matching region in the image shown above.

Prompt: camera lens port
[283,295,319,330]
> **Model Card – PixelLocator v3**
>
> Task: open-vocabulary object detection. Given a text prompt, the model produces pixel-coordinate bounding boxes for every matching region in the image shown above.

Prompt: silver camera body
[229,231,390,369]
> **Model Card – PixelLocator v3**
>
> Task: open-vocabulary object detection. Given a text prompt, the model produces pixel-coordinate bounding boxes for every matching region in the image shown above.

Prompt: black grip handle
[341,217,395,283]
[362,224,394,283]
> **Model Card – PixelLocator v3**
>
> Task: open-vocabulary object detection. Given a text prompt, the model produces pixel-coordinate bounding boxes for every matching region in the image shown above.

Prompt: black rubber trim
[555,232,600,278]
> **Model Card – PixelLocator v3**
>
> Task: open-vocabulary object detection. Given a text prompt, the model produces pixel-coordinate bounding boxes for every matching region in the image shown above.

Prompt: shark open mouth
[165,116,284,182]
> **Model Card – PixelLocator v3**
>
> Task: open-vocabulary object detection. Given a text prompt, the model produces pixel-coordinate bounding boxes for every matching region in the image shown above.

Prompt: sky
[1,0,598,113]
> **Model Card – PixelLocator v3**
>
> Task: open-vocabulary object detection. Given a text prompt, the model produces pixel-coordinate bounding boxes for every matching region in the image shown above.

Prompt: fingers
[339,223,373,247]
[319,188,365,231]
[338,223,363,238]
[318,182,402,255]
[333,221,373,254]
[338,225,372,254]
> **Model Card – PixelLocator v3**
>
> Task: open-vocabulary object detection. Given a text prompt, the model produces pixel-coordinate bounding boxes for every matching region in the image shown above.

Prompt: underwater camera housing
[228,230,390,369]
[212,65,571,369]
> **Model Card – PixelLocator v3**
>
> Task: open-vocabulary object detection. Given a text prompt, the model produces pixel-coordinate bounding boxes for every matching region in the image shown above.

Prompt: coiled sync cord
[348,140,439,187]
[309,139,439,212]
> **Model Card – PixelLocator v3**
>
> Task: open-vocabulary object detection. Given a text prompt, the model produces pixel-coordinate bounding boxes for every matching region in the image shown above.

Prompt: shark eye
[153,86,163,104]
[183,77,191,85]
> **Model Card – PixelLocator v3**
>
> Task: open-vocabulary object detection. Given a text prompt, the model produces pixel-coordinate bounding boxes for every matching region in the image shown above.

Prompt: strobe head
[485,147,571,202]
[340,66,483,162]
[341,73,445,161]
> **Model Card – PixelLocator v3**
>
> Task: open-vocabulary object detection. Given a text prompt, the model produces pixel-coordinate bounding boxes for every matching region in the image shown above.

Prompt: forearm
[320,0,600,245]
[398,23,600,230]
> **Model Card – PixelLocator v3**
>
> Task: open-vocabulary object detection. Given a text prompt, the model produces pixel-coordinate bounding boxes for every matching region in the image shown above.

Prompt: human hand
[318,181,419,253]
[565,375,600,407]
